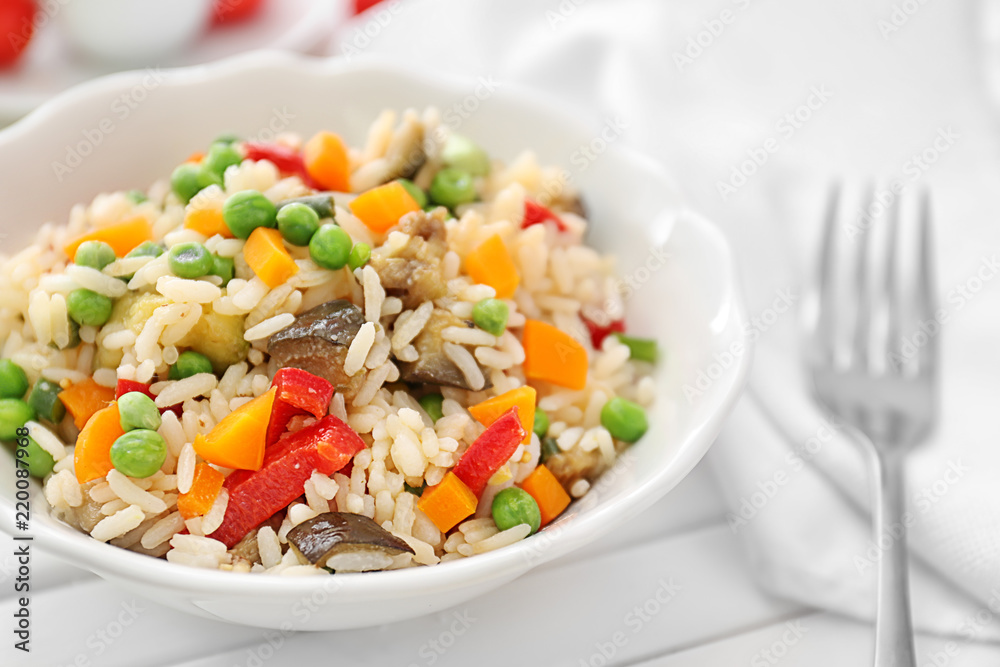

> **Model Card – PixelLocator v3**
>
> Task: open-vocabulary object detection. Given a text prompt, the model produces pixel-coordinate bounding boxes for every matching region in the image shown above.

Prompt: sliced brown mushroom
[369,209,449,309]
[397,308,492,391]
[545,438,628,490]
[230,512,286,566]
[62,479,104,533]
[287,512,414,573]
[268,300,367,399]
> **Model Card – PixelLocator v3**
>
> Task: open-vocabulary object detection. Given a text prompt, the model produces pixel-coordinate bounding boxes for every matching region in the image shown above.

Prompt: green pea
[28,379,65,423]
[109,429,167,478]
[419,393,444,422]
[0,360,29,399]
[203,142,243,179]
[20,436,55,478]
[74,240,116,271]
[472,298,509,337]
[223,190,277,239]
[403,482,426,497]
[170,163,201,198]
[169,351,214,380]
[309,224,352,270]
[171,163,221,204]
[532,408,549,439]
[428,167,477,209]
[67,289,112,327]
[277,202,320,246]
[126,241,165,260]
[600,397,648,443]
[396,179,428,208]
[491,487,541,535]
[126,189,148,205]
[347,242,371,271]
[210,254,234,286]
[441,134,491,177]
[118,392,162,432]
[168,242,214,279]
[613,333,659,364]
[0,399,35,440]
[539,436,560,465]
[214,132,240,145]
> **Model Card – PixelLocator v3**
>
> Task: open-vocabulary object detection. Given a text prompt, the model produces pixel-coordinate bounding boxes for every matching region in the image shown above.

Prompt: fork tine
[813,182,842,366]
[852,183,877,368]
[882,185,902,371]
[914,189,938,377]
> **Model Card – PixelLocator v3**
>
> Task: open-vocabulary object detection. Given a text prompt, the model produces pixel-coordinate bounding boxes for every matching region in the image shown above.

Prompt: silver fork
[804,184,939,667]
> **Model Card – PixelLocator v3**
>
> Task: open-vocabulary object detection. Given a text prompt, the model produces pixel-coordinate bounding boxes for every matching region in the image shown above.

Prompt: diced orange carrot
[349,181,421,234]
[464,234,519,299]
[520,464,570,527]
[177,463,225,519]
[468,386,536,445]
[243,227,299,288]
[303,131,351,192]
[74,403,125,484]
[417,471,478,533]
[183,207,232,238]
[63,217,153,260]
[60,378,117,430]
[522,319,588,390]
[186,151,205,164]
[194,388,276,470]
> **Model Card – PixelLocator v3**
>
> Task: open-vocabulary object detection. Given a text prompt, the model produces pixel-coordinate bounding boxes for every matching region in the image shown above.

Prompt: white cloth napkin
[332,0,1000,637]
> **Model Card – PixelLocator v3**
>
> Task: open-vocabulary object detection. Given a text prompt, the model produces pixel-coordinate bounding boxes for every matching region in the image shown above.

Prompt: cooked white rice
[2,107,658,576]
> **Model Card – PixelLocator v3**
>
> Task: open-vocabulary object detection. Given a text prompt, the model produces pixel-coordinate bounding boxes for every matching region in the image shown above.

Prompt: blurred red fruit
[354,0,385,14]
[0,0,36,68]
[213,0,266,25]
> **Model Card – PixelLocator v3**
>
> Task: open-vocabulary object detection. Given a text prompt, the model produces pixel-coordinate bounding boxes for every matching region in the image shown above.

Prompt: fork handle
[872,447,917,667]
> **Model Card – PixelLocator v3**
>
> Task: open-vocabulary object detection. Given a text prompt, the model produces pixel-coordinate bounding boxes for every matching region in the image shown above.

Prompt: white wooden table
[5,462,1000,666]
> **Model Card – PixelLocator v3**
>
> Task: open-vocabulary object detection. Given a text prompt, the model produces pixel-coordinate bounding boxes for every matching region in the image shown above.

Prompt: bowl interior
[0,53,749,629]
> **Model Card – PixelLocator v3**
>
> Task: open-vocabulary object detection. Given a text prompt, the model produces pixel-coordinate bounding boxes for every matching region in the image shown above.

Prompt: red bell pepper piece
[273,368,333,419]
[581,316,625,349]
[266,368,334,445]
[243,142,322,189]
[115,379,154,401]
[452,407,526,498]
[115,379,182,417]
[266,400,304,446]
[208,415,365,547]
[522,200,567,232]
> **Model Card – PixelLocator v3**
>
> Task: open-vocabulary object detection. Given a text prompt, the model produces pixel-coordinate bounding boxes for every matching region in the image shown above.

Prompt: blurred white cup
[59,0,214,65]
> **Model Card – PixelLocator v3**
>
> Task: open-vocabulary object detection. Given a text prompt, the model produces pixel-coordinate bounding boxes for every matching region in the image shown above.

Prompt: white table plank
[639,612,1000,667]
[3,578,265,667]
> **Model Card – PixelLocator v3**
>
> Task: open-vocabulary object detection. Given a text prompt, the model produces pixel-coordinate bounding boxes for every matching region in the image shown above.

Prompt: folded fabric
[709,168,1000,639]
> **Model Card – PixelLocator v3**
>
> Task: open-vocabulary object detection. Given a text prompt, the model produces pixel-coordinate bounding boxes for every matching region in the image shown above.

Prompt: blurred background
[4,0,1000,665]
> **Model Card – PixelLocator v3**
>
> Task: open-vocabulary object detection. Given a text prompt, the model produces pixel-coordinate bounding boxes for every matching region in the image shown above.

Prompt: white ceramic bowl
[0,52,751,630]
[59,0,214,64]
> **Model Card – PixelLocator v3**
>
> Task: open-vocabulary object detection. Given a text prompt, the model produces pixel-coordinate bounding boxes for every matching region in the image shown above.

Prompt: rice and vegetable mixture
[0,108,658,574]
